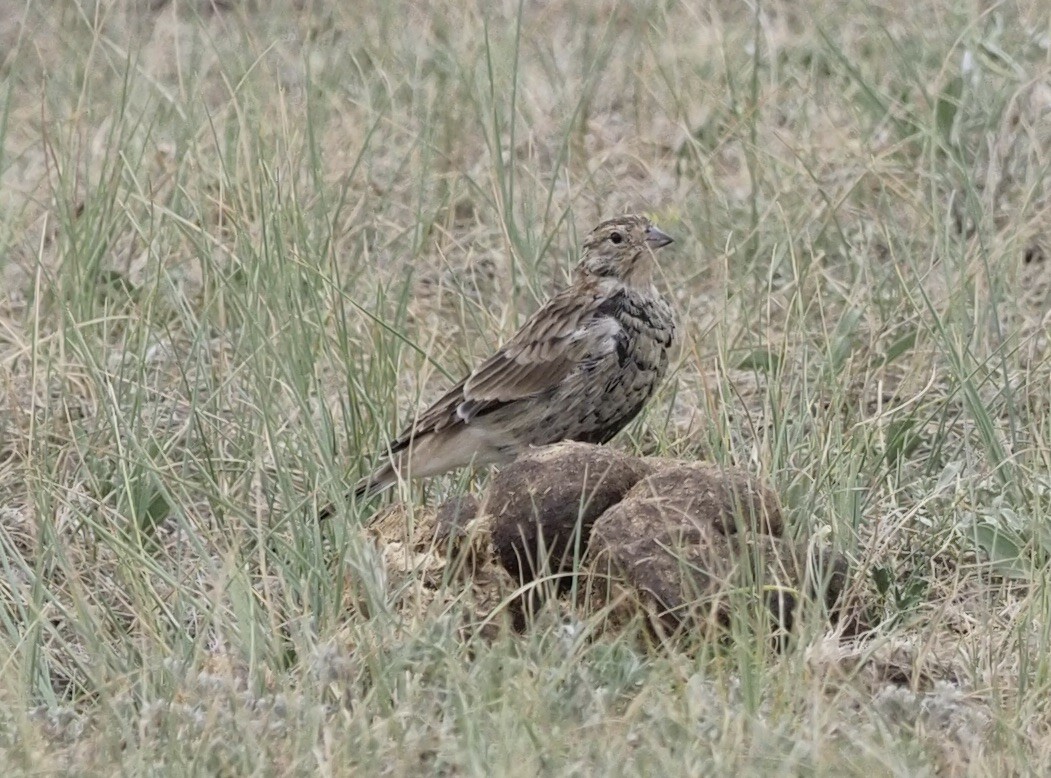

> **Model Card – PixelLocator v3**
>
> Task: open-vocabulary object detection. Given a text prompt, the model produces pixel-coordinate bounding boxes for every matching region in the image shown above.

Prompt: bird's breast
[606,292,676,370]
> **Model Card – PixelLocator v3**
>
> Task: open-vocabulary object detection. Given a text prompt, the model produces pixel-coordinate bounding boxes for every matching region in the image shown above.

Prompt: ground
[1,0,1051,774]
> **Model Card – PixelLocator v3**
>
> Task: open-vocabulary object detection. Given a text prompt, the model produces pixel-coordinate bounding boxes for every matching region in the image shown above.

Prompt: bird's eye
[609,232,624,244]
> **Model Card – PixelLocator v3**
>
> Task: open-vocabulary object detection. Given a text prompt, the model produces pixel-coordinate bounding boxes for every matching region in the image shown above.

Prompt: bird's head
[577,215,674,285]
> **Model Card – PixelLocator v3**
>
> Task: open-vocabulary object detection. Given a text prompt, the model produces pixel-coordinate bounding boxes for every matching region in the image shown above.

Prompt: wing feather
[461,288,603,405]
[387,285,618,451]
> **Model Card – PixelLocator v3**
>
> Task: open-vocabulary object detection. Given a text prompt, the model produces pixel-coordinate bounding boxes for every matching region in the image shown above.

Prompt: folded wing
[387,286,616,452]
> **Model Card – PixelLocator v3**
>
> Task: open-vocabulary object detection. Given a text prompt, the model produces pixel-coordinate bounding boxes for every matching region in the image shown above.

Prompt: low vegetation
[1,0,1050,773]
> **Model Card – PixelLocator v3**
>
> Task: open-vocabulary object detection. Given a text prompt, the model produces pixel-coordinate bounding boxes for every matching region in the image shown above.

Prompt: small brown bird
[324,214,676,515]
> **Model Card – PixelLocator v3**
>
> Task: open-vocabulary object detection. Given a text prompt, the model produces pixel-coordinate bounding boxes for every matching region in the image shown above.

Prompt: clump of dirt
[589,464,845,639]
[484,443,653,591]
[370,442,853,644]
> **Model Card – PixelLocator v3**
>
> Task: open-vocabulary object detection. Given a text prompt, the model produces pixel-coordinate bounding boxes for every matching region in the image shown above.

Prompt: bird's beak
[645,225,674,249]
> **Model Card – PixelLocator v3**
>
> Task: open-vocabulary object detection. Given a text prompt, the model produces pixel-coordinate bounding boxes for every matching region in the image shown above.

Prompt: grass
[2,0,1051,773]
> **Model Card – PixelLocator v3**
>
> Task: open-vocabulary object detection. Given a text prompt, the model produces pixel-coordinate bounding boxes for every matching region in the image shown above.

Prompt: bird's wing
[387,286,619,452]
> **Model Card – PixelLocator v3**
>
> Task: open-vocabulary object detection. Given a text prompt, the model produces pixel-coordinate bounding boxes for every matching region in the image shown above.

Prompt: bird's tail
[316,428,496,521]
[316,463,396,522]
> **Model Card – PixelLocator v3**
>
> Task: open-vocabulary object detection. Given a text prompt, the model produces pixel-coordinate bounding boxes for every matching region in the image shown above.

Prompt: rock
[486,442,653,590]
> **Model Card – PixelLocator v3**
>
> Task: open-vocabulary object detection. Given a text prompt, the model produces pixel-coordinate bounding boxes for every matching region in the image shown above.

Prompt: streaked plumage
[322,215,676,517]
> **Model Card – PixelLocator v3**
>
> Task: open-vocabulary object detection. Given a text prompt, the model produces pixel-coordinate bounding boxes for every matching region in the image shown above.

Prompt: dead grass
[2,0,1051,773]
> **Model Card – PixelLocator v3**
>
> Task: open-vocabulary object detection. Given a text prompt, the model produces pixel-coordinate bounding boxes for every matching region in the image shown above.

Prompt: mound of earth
[370,442,852,642]
[483,443,653,592]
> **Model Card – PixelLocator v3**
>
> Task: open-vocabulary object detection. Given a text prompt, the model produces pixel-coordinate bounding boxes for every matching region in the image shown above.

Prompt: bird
[321,214,676,518]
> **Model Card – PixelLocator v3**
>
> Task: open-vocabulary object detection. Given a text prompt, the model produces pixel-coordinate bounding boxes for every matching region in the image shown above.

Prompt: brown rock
[486,442,653,589]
